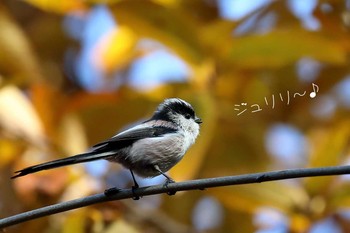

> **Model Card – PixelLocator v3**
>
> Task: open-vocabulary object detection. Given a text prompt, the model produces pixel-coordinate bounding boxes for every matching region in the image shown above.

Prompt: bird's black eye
[185,113,191,119]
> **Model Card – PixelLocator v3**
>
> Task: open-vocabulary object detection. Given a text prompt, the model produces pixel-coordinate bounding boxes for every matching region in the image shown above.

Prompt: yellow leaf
[0,86,45,146]
[59,113,89,156]
[62,210,87,233]
[110,1,204,66]
[0,139,22,167]
[0,8,43,84]
[94,26,138,73]
[290,213,311,233]
[212,182,307,214]
[105,219,140,233]
[152,0,180,7]
[305,120,350,194]
[24,0,87,13]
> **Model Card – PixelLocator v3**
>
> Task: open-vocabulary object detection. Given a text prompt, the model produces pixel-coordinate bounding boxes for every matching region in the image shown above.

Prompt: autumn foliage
[1,1,350,232]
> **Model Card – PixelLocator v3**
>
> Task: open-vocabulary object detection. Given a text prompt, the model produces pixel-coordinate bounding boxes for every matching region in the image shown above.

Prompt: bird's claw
[132,185,141,200]
[164,179,176,196]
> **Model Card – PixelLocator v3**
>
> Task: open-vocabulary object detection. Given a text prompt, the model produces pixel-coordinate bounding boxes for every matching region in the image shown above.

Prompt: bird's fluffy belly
[110,134,186,177]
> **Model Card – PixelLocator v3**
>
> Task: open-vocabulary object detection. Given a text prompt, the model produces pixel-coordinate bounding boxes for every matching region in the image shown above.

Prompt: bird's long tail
[12,151,114,179]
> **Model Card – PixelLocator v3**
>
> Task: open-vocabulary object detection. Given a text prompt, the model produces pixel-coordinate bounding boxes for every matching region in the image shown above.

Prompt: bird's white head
[154,98,202,139]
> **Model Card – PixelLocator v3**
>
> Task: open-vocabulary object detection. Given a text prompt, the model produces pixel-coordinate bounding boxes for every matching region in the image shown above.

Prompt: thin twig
[1,165,350,229]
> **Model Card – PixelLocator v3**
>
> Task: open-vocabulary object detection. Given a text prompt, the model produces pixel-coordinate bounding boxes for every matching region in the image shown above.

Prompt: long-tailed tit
[12,98,202,190]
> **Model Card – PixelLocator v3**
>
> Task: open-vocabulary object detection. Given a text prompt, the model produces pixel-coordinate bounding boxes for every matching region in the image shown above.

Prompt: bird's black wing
[91,126,177,153]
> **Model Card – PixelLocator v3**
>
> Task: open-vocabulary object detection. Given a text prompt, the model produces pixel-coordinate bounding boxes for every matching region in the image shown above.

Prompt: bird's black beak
[195,117,202,124]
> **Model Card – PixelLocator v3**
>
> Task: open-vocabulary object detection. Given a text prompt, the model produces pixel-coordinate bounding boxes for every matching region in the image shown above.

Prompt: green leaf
[229,30,347,68]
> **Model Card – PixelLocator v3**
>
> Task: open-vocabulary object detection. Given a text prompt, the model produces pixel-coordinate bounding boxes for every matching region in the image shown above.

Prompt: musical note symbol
[309,83,319,98]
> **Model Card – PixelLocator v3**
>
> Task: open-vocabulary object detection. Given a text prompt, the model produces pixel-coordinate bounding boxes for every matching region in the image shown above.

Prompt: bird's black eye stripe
[155,98,196,122]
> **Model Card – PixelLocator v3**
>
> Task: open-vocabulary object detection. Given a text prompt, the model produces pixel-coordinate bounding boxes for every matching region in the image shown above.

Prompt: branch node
[255,174,267,183]
[104,187,122,196]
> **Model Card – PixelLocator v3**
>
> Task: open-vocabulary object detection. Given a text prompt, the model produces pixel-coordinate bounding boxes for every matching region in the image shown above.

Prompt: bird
[12,98,202,190]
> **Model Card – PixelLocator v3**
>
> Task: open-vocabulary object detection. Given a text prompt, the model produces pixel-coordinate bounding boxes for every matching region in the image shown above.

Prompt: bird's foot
[153,165,176,195]
[164,178,176,196]
[132,185,141,200]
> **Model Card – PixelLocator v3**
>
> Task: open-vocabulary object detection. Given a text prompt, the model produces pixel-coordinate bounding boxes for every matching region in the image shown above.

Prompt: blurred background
[1,0,350,232]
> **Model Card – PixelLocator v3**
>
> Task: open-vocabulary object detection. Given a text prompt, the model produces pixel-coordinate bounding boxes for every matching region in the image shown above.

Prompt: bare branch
[2,165,350,229]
